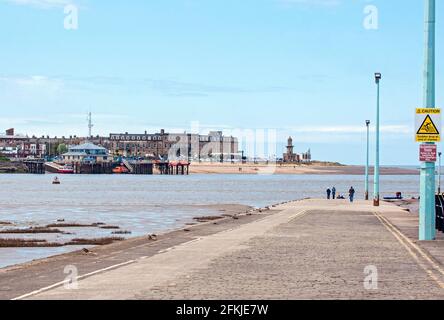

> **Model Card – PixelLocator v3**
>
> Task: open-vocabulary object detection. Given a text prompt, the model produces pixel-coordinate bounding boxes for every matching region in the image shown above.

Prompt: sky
[0,0,442,165]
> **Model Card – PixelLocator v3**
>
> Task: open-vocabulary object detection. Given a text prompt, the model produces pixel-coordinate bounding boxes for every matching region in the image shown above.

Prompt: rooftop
[69,142,107,151]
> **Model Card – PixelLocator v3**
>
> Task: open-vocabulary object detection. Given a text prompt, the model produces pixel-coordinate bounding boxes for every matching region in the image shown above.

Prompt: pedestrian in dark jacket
[332,187,336,200]
[349,187,355,203]
[326,188,331,200]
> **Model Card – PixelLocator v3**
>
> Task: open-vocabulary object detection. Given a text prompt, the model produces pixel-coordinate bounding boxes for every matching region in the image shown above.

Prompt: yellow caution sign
[417,115,439,134]
[416,108,441,142]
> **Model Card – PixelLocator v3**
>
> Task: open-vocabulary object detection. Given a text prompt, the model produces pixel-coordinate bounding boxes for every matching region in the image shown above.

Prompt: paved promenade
[10,199,444,299]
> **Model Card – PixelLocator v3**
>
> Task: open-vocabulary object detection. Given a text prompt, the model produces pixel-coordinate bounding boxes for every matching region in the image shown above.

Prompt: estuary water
[0,173,419,268]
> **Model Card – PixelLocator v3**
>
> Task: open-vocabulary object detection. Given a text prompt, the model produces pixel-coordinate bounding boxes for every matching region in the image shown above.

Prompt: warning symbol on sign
[417,115,440,135]
[416,108,441,142]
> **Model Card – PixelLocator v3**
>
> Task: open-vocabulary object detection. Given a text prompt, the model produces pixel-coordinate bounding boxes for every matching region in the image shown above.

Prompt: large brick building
[109,129,239,162]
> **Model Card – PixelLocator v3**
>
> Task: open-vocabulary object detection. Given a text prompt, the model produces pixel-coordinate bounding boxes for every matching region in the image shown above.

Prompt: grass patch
[0,238,63,248]
[46,223,98,228]
[65,237,125,246]
[0,156,10,162]
[0,227,65,234]
[193,216,224,222]
[99,225,120,230]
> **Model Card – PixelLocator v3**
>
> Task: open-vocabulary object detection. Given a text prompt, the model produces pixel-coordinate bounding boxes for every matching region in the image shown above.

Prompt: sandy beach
[189,163,418,175]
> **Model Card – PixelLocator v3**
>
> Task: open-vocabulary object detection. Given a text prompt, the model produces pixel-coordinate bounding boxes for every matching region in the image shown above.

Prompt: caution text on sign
[416,108,441,142]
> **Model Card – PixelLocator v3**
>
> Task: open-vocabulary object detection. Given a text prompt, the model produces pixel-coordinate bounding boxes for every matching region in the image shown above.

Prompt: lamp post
[365,120,371,201]
[419,0,436,241]
[374,73,382,207]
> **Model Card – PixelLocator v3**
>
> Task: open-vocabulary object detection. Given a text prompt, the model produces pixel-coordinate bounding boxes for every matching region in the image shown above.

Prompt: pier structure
[45,160,189,175]
[23,159,45,174]
[154,161,190,175]
[168,161,190,175]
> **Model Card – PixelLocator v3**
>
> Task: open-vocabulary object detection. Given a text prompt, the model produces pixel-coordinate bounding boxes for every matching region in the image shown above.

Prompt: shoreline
[0,203,255,271]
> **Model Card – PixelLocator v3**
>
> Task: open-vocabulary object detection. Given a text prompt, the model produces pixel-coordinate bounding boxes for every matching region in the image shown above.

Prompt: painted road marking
[12,259,137,300]
[158,237,204,253]
[374,211,444,289]
[288,210,308,222]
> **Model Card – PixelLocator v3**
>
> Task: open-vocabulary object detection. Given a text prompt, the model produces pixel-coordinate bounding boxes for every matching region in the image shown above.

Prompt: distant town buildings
[109,129,239,161]
[0,128,46,158]
[0,128,240,163]
[1,127,312,164]
[283,136,311,163]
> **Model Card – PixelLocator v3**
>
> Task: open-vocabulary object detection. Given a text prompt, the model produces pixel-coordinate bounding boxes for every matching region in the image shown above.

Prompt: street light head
[366,120,371,126]
[375,72,382,83]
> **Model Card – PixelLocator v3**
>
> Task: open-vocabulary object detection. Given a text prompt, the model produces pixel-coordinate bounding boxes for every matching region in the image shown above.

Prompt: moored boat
[57,165,74,174]
[112,165,129,174]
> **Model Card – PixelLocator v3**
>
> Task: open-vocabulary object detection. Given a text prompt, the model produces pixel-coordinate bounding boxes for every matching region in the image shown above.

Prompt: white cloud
[1,0,73,9]
[290,125,412,134]
[278,0,342,7]
[0,75,63,90]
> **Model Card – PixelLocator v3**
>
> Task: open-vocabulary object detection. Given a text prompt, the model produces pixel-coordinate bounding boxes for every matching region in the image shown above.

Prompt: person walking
[332,187,336,200]
[326,188,331,200]
[349,186,355,203]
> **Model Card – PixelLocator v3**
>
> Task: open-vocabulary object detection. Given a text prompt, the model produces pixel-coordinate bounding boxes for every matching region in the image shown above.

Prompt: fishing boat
[57,164,74,174]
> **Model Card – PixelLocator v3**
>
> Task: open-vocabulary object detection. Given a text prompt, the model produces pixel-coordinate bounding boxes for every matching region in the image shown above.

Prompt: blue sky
[0,0,442,164]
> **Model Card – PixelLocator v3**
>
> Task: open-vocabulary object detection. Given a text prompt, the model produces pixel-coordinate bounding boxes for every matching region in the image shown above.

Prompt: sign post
[419,0,437,241]
[416,108,440,241]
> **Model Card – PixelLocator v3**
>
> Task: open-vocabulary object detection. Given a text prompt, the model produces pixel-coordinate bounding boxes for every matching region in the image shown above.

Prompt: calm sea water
[0,174,420,268]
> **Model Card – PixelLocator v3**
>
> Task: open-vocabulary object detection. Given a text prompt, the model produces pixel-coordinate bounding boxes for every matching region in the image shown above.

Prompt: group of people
[326,186,355,203]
